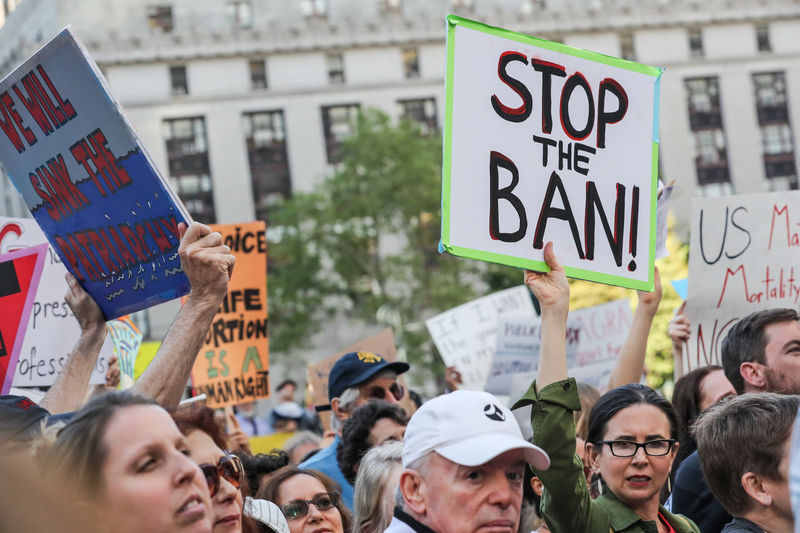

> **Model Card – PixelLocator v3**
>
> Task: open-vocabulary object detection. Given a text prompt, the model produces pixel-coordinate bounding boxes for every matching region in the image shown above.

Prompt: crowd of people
[3,224,800,533]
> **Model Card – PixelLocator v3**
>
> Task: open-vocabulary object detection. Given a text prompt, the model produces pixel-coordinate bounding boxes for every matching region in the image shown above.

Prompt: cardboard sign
[486,299,632,394]
[441,16,662,291]
[684,191,800,372]
[106,317,142,390]
[190,222,268,408]
[0,245,46,394]
[425,285,537,391]
[0,27,191,319]
[1,216,114,387]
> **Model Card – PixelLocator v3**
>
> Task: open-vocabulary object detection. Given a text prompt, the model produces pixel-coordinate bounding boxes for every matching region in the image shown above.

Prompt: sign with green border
[441,15,663,291]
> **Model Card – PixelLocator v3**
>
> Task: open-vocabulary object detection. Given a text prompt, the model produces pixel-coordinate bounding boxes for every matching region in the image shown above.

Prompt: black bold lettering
[489,151,527,242]
[491,52,532,123]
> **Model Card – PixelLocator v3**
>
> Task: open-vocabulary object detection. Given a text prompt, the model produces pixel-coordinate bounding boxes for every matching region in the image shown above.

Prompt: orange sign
[190,222,269,408]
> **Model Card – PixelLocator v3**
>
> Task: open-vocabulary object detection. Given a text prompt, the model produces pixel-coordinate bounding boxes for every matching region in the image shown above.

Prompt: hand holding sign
[178,222,236,305]
[64,272,105,335]
[523,242,570,317]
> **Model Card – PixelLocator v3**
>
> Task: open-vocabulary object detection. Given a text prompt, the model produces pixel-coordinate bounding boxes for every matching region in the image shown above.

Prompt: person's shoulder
[720,518,764,533]
[298,439,337,469]
[675,450,702,481]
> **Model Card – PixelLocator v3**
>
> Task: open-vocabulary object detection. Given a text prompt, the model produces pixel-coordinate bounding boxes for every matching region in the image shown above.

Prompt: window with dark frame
[685,76,731,192]
[756,23,771,53]
[243,110,291,221]
[170,65,188,96]
[302,0,328,18]
[402,48,420,79]
[163,117,216,222]
[688,27,703,58]
[327,53,345,84]
[227,0,253,29]
[398,98,437,136]
[753,71,797,190]
[249,59,267,90]
[147,5,173,32]
[321,104,360,164]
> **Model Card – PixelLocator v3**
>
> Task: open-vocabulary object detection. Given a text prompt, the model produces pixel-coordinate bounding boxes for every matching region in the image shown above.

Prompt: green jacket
[513,378,700,533]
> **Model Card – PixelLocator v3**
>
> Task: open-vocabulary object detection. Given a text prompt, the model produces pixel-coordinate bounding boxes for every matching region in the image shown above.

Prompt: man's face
[418,450,524,533]
[762,320,800,394]
[354,374,403,408]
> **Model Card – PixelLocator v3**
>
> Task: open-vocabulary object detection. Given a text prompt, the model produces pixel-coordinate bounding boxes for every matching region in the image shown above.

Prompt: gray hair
[332,370,398,433]
[352,440,403,533]
[283,430,321,461]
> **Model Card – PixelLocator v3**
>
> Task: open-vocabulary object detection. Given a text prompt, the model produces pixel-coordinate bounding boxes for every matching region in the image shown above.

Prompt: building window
[321,104,360,164]
[326,53,345,85]
[753,71,797,190]
[249,59,267,89]
[170,65,188,96]
[685,77,731,190]
[402,48,420,79]
[227,1,253,29]
[301,0,328,18]
[147,5,173,32]
[756,23,771,53]
[163,117,216,223]
[688,27,703,58]
[243,110,291,221]
[398,98,437,136]
[619,31,635,61]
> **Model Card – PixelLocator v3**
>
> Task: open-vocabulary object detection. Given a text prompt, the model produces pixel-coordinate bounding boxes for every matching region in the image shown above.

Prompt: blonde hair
[352,440,402,533]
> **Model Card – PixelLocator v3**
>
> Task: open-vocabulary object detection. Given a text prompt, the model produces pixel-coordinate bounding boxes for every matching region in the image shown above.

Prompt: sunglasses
[199,453,244,497]
[363,382,404,402]
[281,492,338,520]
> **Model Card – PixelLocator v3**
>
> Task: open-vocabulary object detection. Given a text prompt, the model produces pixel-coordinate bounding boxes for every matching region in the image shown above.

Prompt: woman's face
[698,370,735,412]
[278,474,344,533]
[185,430,243,533]
[98,405,213,533]
[589,404,676,513]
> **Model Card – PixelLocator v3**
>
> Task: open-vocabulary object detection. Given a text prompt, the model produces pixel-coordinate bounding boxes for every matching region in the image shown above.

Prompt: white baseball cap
[402,390,550,471]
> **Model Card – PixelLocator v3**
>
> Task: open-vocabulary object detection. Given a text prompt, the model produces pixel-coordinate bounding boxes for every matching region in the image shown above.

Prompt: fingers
[178,222,213,251]
[178,221,188,241]
[542,241,564,273]
[675,300,686,315]
[228,413,241,430]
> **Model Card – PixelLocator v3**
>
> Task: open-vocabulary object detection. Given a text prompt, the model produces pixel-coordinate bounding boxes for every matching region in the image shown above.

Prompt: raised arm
[669,301,690,381]
[607,267,662,390]
[133,222,235,409]
[524,241,570,389]
[39,273,107,414]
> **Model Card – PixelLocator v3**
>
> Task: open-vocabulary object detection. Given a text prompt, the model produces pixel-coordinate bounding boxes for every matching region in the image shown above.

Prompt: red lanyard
[658,512,677,533]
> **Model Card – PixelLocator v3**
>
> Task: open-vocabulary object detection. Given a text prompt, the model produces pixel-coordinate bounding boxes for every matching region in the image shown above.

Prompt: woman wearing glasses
[516,242,700,533]
[256,467,351,533]
[173,406,257,533]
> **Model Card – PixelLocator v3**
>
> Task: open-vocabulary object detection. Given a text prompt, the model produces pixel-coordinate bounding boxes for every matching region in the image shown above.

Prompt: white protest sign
[486,299,632,394]
[684,191,800,372]
[655,183,674,259]
[426,285,537,391]
[1,216,113,386]
[441,16,662,291]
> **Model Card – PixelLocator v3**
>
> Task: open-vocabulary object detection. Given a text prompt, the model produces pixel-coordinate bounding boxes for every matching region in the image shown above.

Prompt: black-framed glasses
[363,382,404,402]
[199,453,243,497]
[597,439,676,457]
[281,492,338,520]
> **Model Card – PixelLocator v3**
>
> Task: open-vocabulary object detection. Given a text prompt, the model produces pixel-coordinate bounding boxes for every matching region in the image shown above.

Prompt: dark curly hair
[336,401,408,484]
[237,450,290,495]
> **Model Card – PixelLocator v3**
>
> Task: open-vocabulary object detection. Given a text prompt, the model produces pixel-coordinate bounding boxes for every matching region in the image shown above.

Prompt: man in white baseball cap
[386,390,549,533]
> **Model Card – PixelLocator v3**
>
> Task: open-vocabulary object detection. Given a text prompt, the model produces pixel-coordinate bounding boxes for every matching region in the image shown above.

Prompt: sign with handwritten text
[426,285,537,391]
[441,16,662,291]
[2,216,114,387]
[684,191,800,372]
[0,27,191,319]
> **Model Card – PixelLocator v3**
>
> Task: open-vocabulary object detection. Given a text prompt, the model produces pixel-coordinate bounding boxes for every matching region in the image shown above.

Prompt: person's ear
[740,362,766,391]
[530,476,544,497]
[585,442,600,471]
[399,470,426,516]
[330,398,348,422]
[741,472,773,506]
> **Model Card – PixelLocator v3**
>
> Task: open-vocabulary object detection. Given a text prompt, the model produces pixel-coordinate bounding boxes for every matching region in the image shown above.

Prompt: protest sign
[655,183,674,260]
[1,216,114,387]
[486,299,632,394]
[106,317,142,389]
[0,27,191,319]
[684,191,800,372]
[190,222,268,408]
[1,245,46,394]
[440,15,662,291]
[425,285,537,391]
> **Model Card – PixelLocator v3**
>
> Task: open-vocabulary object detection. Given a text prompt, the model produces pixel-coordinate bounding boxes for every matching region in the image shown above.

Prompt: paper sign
[425,285,537,391]
[684,191,800,372]
[190,222,269,408]
[441,16,662,291]
[2,216,114,387]
[0,245,46,394]
[655,184,674,259]
[106,317,142,389]
[0,27,191,319]
[486,299,632,394]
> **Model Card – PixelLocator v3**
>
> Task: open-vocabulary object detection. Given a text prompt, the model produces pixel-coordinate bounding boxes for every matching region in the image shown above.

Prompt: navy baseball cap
[327,351,409,403]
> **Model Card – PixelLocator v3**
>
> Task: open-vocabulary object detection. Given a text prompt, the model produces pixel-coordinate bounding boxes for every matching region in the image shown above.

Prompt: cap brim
[436,433,550,471]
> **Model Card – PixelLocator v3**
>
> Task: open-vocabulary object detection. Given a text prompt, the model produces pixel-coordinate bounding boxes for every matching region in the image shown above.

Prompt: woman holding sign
[515,242,700,533]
